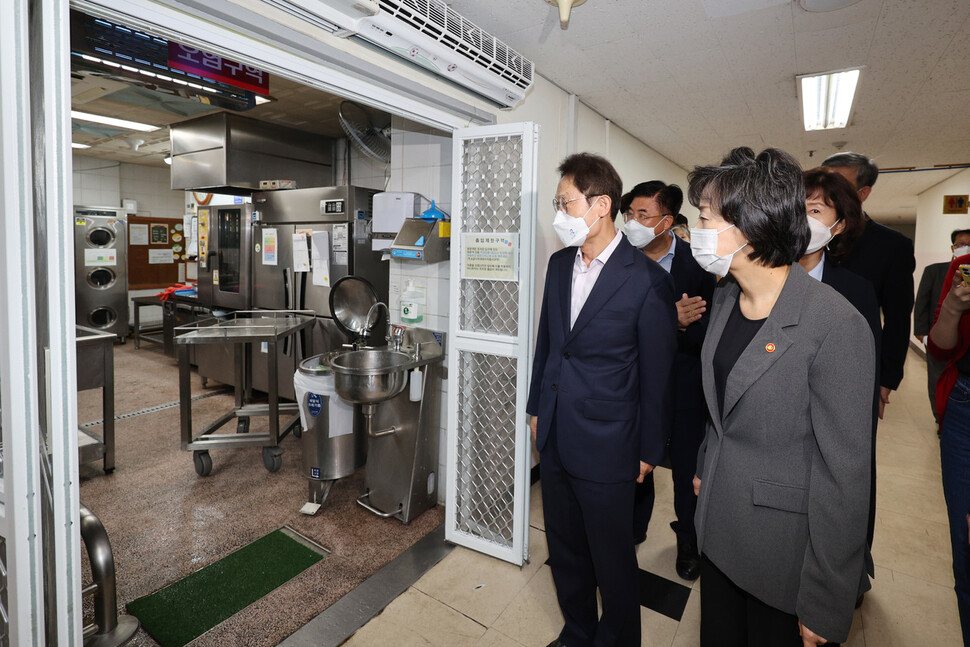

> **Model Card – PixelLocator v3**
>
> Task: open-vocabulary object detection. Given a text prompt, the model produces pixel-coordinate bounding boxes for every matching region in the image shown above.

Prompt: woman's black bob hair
[688,146,810,268]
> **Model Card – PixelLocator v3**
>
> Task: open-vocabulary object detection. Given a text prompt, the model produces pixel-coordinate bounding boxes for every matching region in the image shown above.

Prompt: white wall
[915,167,970,277]
[73,156,121,207]
[385,115,453,498]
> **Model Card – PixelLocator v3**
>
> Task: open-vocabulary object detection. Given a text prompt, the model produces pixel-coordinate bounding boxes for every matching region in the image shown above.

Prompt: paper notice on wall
[292,232,310,272]
[311,231,331,287]
[332,223,349,251]
[129,224,149,245]
[262,228,278,265]
[183,214,198,256]
[84,248,117,266]
[148,248,175,264]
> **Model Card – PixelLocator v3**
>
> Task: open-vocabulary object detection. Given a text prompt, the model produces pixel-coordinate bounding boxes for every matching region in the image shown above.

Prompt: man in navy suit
[528,153,677,647]
[622,181,715,581]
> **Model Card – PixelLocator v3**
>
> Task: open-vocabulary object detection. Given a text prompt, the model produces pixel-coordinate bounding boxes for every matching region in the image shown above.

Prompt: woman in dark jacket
[928,255,970,646]
[689,147,875,646]
[800,167,882,554]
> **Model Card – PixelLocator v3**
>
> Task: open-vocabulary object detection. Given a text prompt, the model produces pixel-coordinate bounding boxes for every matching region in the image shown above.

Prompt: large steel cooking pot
[328,349,410,404]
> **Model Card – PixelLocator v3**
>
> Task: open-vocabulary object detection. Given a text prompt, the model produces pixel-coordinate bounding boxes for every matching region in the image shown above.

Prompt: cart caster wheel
[262,446,283,473]
[193,451,212,477]
[293,425,302,439]
[237,418,250,434]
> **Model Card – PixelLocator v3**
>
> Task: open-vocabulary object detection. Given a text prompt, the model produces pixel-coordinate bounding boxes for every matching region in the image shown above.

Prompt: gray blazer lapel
[721,265,807,417]
[701,278,738,435]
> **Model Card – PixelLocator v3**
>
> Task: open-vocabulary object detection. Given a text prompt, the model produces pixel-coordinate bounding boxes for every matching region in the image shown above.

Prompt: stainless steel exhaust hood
[170,113,334,195]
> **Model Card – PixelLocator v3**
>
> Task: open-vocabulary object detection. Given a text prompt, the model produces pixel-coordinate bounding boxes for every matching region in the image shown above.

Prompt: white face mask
[553,198,601,247]
[805,216,842,255]
[624,219,661,248]
[953,245,970,258]
[689,224,747,276]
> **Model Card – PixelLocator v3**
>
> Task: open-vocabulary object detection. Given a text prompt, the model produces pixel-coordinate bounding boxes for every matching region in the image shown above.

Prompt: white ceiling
[446,0,970,224]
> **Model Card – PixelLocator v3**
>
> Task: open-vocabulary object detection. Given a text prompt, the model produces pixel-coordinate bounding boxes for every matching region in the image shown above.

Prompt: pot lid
[329,275,381,340]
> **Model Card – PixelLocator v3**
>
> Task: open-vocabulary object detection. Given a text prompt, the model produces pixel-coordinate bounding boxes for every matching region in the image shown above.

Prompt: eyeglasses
[624,212,671,224]
[552,195,588,212]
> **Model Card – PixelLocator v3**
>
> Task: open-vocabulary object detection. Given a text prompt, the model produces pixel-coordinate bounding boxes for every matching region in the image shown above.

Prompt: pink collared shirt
[570,229,623,329]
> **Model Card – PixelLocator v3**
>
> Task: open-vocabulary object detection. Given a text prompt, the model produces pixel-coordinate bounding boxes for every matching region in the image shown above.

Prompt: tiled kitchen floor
[339,350,963,647]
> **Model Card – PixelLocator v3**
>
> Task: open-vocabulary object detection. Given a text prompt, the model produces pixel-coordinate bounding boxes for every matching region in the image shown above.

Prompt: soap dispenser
[401,279,424,323]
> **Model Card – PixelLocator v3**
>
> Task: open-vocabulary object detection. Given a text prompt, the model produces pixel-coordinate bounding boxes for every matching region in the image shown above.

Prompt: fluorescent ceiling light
[797,68,861,131]
[72,142,91,149]
[71,110,160,132]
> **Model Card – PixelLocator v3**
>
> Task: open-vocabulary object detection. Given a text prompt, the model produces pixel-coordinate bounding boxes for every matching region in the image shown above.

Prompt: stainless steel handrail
[79,504,139,647]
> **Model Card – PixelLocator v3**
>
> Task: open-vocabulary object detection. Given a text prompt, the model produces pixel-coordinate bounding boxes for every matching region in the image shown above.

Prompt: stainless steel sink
[329,349,411,404]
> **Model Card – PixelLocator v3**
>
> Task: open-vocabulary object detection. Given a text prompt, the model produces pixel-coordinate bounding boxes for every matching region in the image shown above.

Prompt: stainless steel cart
[175,311,315,476]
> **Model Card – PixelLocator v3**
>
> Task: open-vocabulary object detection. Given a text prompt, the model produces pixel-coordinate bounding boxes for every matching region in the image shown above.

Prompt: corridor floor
[339,349,963,647]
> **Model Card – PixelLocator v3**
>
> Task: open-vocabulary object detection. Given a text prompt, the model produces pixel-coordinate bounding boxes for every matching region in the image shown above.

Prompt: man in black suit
[623,181,715,581]
[914,228,970,424]
[822,152,916,419]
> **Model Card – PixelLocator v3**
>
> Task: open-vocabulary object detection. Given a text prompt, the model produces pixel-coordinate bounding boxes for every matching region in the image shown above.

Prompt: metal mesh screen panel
[453,350,517,546]
[459,136,522,337]
[0,537,7,647]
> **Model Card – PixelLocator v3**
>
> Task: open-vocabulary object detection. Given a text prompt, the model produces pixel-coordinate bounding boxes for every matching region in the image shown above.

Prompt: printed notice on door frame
[461,232,519,281]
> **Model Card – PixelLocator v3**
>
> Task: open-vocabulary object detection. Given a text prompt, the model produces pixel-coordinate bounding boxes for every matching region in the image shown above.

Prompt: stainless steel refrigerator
[250,186,386,399]
[196,204,254,311]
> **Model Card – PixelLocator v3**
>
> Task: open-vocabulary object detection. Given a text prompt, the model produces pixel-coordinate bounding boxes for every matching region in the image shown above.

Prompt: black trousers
[700,555,841,647]
[541,419,640,647]
[633,404,705,544]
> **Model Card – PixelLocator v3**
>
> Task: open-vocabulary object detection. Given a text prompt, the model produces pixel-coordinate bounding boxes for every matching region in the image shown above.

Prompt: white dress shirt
[806,252,826,282]
[570,229,623,329]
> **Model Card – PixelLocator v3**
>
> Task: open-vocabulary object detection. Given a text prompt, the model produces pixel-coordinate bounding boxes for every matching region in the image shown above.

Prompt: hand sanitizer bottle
[401,279,424,323]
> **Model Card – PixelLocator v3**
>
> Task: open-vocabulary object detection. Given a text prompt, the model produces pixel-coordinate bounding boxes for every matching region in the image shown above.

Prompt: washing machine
[74,207,129,341]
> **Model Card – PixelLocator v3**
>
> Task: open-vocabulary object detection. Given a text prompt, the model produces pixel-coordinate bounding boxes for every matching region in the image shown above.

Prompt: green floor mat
[126,528,326,647]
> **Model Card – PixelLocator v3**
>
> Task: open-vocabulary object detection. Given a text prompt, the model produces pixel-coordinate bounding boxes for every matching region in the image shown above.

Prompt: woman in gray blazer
[687,147,875,646]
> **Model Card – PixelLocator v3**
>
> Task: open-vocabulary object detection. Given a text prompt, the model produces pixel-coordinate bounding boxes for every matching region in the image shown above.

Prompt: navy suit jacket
[668,236,717,414]
[527,234,677,483]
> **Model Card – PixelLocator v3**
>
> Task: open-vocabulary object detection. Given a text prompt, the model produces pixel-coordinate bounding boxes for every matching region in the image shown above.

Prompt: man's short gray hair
[821,152,879,188]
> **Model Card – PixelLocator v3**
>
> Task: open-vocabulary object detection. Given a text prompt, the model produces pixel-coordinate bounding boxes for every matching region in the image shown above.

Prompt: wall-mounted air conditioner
[263,0,534,108]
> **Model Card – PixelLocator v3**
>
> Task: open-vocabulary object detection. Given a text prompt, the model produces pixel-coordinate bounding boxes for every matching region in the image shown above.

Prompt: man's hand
[878,386,892,420]
[530,416,537,444]
[637,461,654,483]
[798,620,828,645]
[693,474,701,496]
[675,293,706,330]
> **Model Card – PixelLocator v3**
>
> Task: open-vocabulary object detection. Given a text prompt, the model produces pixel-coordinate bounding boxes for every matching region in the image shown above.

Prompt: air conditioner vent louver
[261,0,533,107]
[377,0,533,91]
